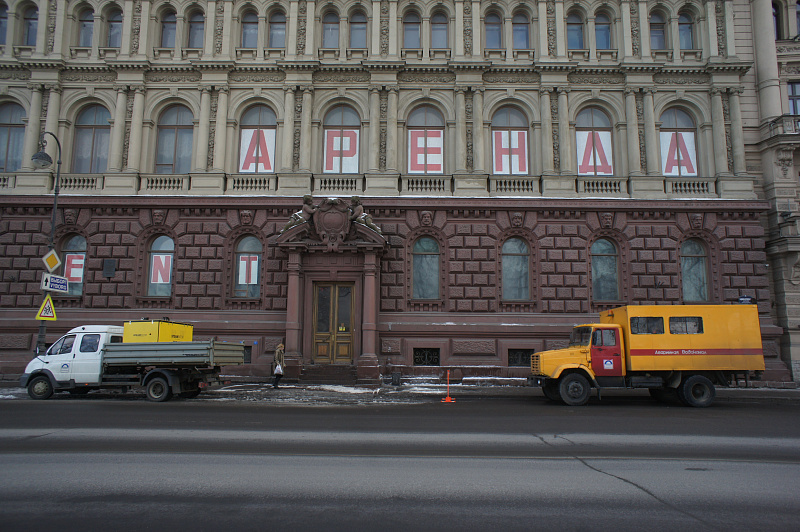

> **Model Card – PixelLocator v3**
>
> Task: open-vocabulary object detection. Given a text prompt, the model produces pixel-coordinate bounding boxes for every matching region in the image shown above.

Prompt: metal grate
[508,349,533,367]
[530,354,541,375]
[413,347,440,366]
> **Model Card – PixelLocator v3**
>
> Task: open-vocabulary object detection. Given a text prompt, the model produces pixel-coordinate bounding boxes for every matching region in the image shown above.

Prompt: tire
[145,377,172,402]
[558,373,591,406]
[542,380,562,402]
[27,375,54,400]
[679,375,716,408]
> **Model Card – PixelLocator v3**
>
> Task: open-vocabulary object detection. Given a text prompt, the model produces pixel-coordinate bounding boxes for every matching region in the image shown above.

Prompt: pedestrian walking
[272,343,285,389]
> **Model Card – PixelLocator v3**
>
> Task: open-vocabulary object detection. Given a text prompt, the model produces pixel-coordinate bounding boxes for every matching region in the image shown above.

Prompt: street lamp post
[31,132,62,355]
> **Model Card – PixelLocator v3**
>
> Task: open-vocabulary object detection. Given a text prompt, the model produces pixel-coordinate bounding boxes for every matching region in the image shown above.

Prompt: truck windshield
[568,327,592,347]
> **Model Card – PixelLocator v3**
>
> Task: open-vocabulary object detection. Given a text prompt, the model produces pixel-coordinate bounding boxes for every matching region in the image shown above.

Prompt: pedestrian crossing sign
[36,294,57,321]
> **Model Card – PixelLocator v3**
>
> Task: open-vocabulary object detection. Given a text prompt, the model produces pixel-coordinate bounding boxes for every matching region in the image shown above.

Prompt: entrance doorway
[313,283,354,364]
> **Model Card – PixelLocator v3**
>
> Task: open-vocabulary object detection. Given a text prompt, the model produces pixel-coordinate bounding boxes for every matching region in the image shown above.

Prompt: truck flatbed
[102,341,244,367]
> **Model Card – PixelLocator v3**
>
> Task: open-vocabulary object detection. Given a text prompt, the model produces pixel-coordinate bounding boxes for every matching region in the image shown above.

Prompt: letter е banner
[64,253,85,283]
[493,130,528,174]
[576,130,613,175]
[324,129,359,173]
[660,131,697,176]
[408,130,444,174]
[239,128,276,173]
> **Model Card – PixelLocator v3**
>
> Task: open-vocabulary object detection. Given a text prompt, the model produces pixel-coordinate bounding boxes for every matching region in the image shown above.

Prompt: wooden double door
[312,282,354,364]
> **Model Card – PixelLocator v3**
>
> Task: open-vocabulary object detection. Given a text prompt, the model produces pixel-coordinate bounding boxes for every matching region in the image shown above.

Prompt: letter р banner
[324,129,360,173]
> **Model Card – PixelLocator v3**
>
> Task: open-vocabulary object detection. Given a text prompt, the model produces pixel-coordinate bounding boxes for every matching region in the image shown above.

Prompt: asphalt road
[2,388,800,531]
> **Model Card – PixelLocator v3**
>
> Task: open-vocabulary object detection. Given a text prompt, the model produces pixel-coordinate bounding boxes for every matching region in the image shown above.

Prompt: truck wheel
[679,375,716,408]
[559,373,591,406]
[27,375,54,400]
[542,381,561,402]
[145,377,172,402]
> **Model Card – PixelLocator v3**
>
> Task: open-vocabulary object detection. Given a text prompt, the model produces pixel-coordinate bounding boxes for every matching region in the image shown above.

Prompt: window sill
[483,49,506,60]
[429,48,451,59]
[182,48,203,60]
[236,48,258,60]
[512,49,534,60]
[99,47,120,59]
[568,49,590,61]
[153,47,174,59]
[401,48,423,59]
[680,49,702,61]
[347,48,368,59]
[650,49,674,61]
[264,48,285,59]
[318,48,340,59]
[70,46,92,59]
[595,49,618,61]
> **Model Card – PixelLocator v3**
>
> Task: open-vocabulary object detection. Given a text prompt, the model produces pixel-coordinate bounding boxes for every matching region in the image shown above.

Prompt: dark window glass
[650,12,666,50]
[567,13,584,49]
[350,12,367,48]
[431,12,448,49]
[161,12,176,48]
[412,237,439,299]
[485,13,501,49]
[630,317,665,335]
[156,106,193,174]
[413,347,440,366]
[241,11,258,48]
[669,317,704,334]
[79,9,94,47]
[502,238,529,300]
[404,12,421,48]
[591,238,619,301]
[0,102,25,172]
[512,13,529,49]
[107,10,122,48]
[269,11,286,48]
[322,12,339,48]
[681,239,709,302]
[508,349,533,367]
[595,13,611,49]
[73,105,111,173]
[24,7,38,46]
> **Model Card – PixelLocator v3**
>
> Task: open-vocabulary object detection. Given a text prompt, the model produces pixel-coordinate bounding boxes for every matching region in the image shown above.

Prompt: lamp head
[31,150,53,169]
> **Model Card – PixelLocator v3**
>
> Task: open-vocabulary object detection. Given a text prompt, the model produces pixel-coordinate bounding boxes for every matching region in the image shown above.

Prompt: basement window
[413,348,440,366]
[508,349,533,367]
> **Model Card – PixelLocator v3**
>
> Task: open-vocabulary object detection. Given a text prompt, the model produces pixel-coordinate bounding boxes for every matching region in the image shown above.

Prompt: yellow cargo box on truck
[529,305,765,407]
[123,320,193,343]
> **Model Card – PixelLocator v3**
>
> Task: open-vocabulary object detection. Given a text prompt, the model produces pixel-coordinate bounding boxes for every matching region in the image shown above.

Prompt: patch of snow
[305,385,376,394]
[0,394,18,400]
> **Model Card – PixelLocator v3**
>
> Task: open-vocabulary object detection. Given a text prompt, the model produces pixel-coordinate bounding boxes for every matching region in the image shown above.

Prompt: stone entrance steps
[299,364,358,385]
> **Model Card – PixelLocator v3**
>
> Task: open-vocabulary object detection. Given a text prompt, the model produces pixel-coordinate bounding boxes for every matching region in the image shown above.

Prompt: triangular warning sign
[36,294,57,321]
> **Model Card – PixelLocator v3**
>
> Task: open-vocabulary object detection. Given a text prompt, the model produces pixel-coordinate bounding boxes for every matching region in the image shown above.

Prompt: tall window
[567,13,584,49]
[502,238,529,300]
[107,9,122,48]
[404,12,421,49]
[650,12,666,50]
[78,9,94,47]
[147,236,174,297]
[323,106,360,173]
[161,11,176,48]
[681,239,708,302]
[269,11,286,48]
[234,236,261,298]
[576,107,614,176]
[412,237,439,299]
[239,105,277,173]
[512,13,530,49]
[350,12,367,48]
[485,13,502,49]
[774,3,782,39]
[187,12,204,49]
[322,12,339,48]
[491,107,528,175]
[24,7,38,46]
[241,11,258,48]
[660,108,697,177]
[678,13,693,49]
[156,105,193,174]
[0,103,25,172]
[790,83,800,114]
[431,12,448,49]
[73,105,110,173]
[407,106,444,174]
[591,239,619,301]
[62,235,87,296]
[595,13,611,49]
[0,4,7,45]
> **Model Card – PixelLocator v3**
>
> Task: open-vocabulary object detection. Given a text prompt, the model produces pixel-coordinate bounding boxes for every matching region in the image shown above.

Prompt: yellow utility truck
[528,305,765,407]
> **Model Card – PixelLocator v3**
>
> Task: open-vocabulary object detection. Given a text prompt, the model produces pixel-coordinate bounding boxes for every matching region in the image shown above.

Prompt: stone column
[705,0,719,57]
[504,16,513,59]
[387,86,398,171]
[753,0,781,118]
[538,0,549,56]
[472,87,485,173]
[109,86,128,171]
[557,87,571,174]
[643,88,659,175]
[554,0,566,57]
[174,15,185,57]
[540,87,554,173]
[455,87,467,173]
[361,252,379,358]
[711,88,730,175]
[587,17,597,59]
[284,251,303,356]
[372,0,382,55]
[281,87,296,171]
[22,84,43,170]
[455,0,465,56]
[196,86,212,171]
[213,87,229,172]
[389,1,398,57]
[126,86,145,171]
[625,88,641,175]
[368,86,381,172]
[638,0,650,58]
[305,0,317,57]
[620,0,633,59]
[729,88,746,175]
[299,87,313,171]
[135,0,150,57]
[287,0,299,57]
[43,85,62,163]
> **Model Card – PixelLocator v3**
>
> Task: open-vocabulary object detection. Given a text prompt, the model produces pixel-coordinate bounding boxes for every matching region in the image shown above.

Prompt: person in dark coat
[272,343,285,389]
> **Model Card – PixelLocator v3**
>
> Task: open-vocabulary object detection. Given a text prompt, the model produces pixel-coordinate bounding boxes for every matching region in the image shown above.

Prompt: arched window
[485,13,502,49]
[107,9,123,48]
[239,105,277,173]
[322,12,339,48]
[502,238,529,300]
[73,105,111,173]
[576,107,614,176]
[234,236,261,298]
[269,11,286,48]
[491,107,528,175]
[0,103,25,172]
[567,13,584,49]
[241,11,258,48]
[595,13,611,50]
[23,7,38,46]
[161,11,176,48]
[404,12,421,49]
[78,9,94,47]
[0,4,7,45]
[62,235,87,296]
[147,235,174,297]
[407,106,445,174]
[650,12,666,50]
[412,236,439,300]
[678,13,693,49]
[323,105,360,173]
[187,12,204,49]
[659,108,697,177]
[431,12,448,49]
[591,238,619,301]
[681,239,708,302]
[350,11,367,48]
[156,105,193,174]
[512,13,530,49]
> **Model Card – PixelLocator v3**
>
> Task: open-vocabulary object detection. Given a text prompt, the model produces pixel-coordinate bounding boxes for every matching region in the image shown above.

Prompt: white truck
[20,325,245,402]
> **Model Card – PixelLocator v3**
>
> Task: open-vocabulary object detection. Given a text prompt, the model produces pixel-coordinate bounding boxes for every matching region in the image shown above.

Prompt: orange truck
[528,305,765,407]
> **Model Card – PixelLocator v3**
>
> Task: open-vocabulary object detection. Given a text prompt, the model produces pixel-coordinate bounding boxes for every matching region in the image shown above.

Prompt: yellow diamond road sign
[42,250,61,273]
[36,294,57,321]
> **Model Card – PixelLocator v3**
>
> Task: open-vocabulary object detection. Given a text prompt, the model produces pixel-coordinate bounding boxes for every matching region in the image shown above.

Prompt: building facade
[0,0,796,383]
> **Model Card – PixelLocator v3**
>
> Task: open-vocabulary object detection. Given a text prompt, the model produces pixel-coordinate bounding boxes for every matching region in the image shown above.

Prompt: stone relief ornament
[630,2,640,57]
[381,1,390,56]
[297,1,307,55]
[511,212,523,228]
[716,0,727,57]
[240,210,253,226]
[152,210,166,226]
[689,213,703,230]
[464,2,473,55]
[214,1,224,55]
[63,209,78,225]
[349,197,382,234]
[483,71,540,84]
[420,211,433,226]
[131,0,142,54]
[600,212,613,229]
